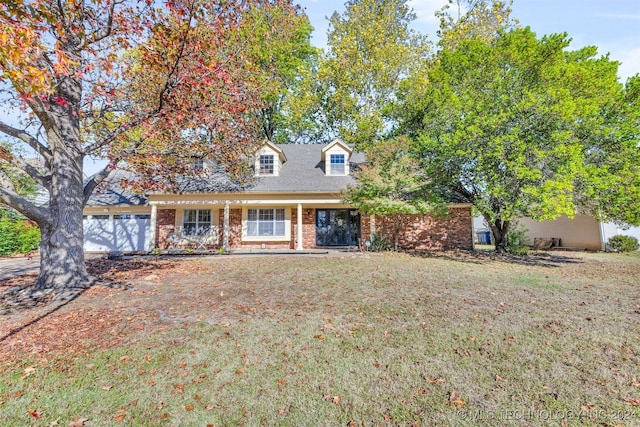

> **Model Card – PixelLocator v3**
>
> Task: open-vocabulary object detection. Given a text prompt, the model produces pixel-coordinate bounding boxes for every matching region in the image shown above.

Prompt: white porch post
[370,213,376,236]
[148,204,158,251]
[223,202,230,251]
[297,203,303,250]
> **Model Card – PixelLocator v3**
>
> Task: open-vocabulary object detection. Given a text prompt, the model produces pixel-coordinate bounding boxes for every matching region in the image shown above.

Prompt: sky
[298,0,640,82]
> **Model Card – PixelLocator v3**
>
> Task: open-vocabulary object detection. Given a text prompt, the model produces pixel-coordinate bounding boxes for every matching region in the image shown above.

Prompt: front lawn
[1,251,639,426]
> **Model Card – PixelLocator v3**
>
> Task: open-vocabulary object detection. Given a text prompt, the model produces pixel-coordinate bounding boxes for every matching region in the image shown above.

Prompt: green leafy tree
[577,74,640,226]
[316,0,430,148]
[399,27,635,251]
[233,3,319,143]
[343,136,446,249]
[436,0,518,50]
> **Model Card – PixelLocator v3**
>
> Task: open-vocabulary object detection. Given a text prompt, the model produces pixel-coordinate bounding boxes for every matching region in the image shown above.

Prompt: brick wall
[229,208,242,248]
[155,205,472,251]
[375,207,473,250]
[301,208,316,249]
[156,209,175,249]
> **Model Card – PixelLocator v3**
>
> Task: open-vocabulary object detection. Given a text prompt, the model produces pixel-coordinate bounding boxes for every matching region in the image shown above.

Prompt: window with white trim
[258,155,274,175]
[247,208,285,237]
[183,209,211,236]
[329,153,346,175]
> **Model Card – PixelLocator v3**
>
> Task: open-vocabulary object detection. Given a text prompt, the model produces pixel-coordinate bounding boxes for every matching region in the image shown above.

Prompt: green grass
[1,251,640,426]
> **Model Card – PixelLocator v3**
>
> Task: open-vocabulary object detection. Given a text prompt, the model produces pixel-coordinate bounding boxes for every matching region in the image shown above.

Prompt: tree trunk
[36,218,93,291]
[34,76,94,291]
[483,214,509,253]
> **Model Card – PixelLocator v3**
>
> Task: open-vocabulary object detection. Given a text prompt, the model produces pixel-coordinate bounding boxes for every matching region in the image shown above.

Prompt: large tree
[343,136,446,249]
[0,0,304,293]
[398,27,639,251]
[313,0,430,148]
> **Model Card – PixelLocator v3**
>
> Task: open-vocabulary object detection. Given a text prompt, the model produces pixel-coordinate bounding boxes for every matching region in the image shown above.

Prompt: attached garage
[83,214,151,252]
[84,170,151,252]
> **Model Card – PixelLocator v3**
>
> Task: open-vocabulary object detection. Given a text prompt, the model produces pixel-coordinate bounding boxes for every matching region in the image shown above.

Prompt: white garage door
[83,214,151,252]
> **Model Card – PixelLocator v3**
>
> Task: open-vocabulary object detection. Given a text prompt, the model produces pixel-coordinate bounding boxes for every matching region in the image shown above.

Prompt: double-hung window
[329,154,346,175]
[247,208,285,237]
[183,209,211,236]
[259,155,274,175]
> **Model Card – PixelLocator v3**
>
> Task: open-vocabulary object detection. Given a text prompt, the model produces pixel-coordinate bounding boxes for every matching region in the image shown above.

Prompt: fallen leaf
[447,390,466,408]
[581,404,595,411]
[113,414,125,422]
[68,417,89,427]
[101,385,112,391]
[495,375,505,382]
[28,408,42,419]
[429,377,446,385]
[278,407,286,415]
[632,381,640,388]
[235,368,244,375]
[623,396,640,406]
[185,405,194,411]
[332,396,341,404]
[314,334,325,339]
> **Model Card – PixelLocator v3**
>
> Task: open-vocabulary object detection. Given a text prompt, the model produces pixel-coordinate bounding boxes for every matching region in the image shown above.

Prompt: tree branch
[81,0,116,48]
[0,120,53,161]
[0,168,50,224]
[82,112,155,155]
[4,155,51,190]
[83,164,113,205]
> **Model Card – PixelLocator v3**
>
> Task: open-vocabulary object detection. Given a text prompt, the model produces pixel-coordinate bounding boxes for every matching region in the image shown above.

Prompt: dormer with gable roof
[321,139,352,176]
[255,141,287,176]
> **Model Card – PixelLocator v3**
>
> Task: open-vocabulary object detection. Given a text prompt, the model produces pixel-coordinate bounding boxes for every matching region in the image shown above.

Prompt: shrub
[368,232,391,252]
[607,235,639,252]
[506,226,529,256]
[16,220,40,253]
[0,217,40,255]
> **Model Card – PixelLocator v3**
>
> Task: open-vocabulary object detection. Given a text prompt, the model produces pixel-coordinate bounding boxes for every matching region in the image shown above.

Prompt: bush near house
[0,215,40,256]
[607,235,639,252]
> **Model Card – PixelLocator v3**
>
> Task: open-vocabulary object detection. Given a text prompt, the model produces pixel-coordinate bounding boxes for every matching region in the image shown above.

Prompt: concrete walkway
[0,256,39,281]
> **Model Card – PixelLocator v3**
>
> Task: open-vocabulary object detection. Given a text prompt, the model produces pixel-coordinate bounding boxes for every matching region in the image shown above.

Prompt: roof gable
[258,140,287,164]
[321,139,352,162]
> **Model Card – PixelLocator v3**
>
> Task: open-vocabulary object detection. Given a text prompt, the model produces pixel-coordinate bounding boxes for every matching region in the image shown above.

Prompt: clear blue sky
[298,0,640,81]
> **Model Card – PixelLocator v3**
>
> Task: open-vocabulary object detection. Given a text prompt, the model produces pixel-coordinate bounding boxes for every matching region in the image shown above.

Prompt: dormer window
[259,154,274,175]
[191,158,204,171]
[329,154,346,175]
[322,139,352,176]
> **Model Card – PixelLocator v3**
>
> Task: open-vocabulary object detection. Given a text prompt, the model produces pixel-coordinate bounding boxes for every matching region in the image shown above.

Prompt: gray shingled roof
[87,143,365,206]
[249,144,364,193]
[175,143,365,194]
[86,170,147,207]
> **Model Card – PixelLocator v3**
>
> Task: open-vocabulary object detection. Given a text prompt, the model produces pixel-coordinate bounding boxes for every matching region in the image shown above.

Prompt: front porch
[148,198,370,252]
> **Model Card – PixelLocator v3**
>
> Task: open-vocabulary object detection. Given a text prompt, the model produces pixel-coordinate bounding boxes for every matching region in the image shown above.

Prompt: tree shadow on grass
[0,286,89,344]
[0,257,179,343]
[407,249,585,268]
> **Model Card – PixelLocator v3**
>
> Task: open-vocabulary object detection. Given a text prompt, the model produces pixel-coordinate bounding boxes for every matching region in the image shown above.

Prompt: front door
[316,209,360,246]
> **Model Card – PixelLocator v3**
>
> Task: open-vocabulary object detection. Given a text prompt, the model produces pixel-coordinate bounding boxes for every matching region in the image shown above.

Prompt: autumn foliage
[0,0,308,290]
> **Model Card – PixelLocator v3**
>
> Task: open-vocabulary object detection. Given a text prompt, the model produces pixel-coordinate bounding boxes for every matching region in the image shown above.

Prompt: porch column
[297,203,303,250]
[148,204,158,251]
[370,213,376,236]
[223,202,230,251]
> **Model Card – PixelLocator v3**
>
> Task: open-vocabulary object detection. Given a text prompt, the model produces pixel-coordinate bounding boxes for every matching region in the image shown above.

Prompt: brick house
[82,140,473,252]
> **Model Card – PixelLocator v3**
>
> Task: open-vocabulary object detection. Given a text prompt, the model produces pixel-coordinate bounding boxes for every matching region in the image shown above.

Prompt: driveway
[0,256,39,281]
